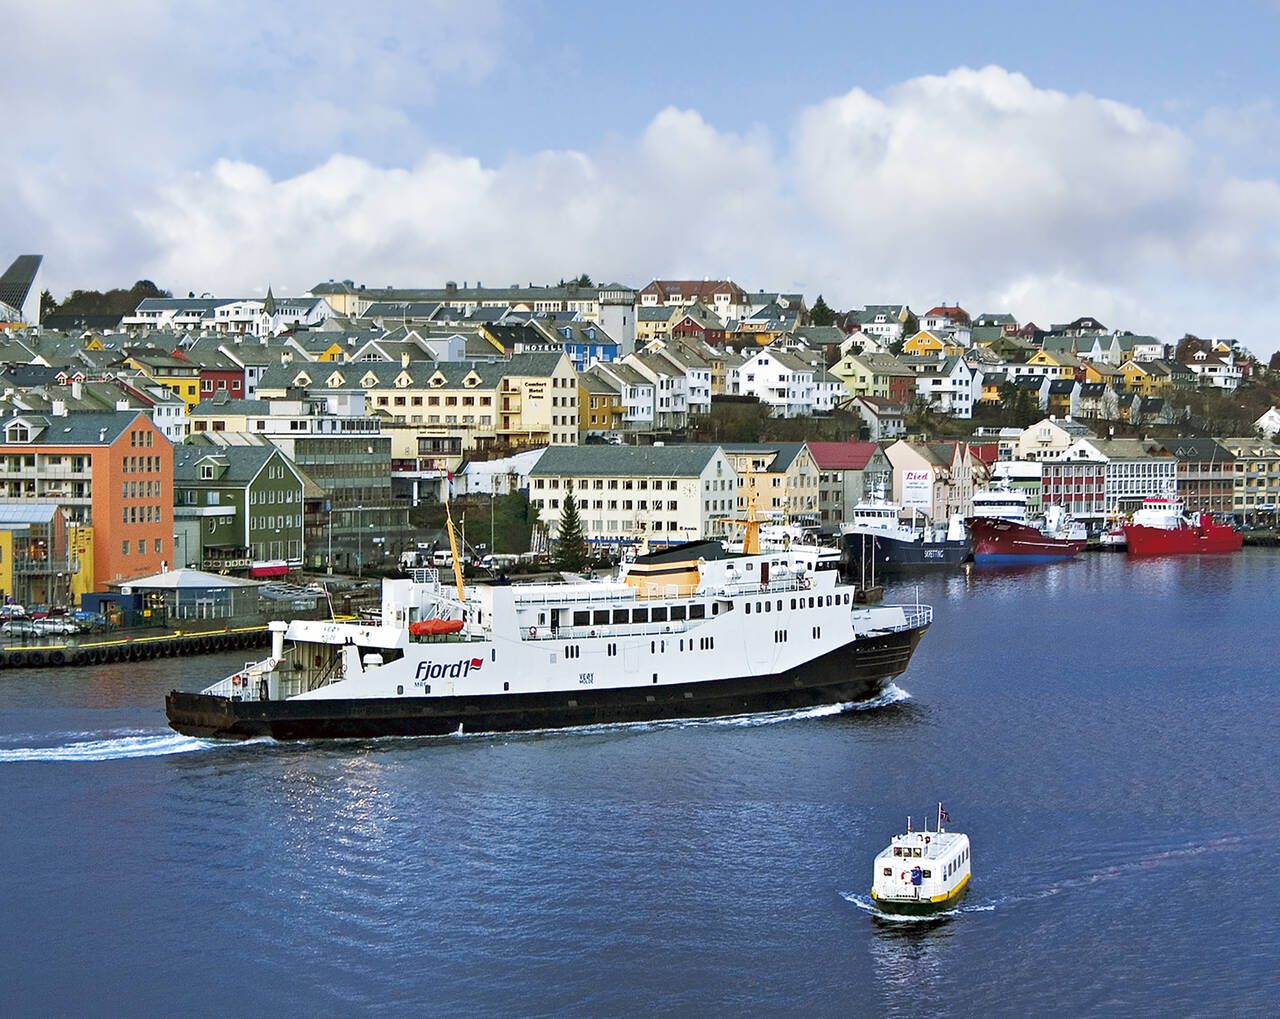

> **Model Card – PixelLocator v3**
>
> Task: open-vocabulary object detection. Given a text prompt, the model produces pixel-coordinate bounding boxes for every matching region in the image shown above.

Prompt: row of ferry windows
[746,593,849,614]
[945,847,969,879]
[598,637,717,656]
[570,604,709,627]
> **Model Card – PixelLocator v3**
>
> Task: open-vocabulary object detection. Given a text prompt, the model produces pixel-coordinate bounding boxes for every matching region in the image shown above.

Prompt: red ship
[965,488,1087,564]
[965,517,1087,563]
[1123,497,1241,557]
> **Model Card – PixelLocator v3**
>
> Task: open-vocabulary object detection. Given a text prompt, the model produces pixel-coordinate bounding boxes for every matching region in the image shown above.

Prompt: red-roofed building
[807,440,892,527]
[921,305,971,331]
[637,279,751,322]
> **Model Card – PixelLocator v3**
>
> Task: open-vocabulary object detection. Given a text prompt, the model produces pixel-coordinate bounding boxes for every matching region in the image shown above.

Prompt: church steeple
[263,285,277,317]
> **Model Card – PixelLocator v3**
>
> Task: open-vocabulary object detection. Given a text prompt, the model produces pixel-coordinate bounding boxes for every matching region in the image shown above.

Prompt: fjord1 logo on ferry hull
[415,658,485,682]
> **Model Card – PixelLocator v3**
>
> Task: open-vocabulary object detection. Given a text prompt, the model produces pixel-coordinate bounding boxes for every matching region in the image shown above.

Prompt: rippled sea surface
[2,551,1278,1016]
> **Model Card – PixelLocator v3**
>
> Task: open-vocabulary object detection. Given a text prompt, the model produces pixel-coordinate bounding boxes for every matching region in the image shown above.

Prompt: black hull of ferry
[842,533,971,574]
[165,624,928,741]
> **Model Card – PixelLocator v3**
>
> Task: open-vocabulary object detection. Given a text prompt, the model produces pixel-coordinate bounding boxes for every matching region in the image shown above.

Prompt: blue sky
[7,1,1280,355]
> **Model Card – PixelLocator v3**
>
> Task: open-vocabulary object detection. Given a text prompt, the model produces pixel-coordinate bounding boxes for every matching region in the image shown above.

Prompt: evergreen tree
[810,294,835,326]
[555,484,589,572]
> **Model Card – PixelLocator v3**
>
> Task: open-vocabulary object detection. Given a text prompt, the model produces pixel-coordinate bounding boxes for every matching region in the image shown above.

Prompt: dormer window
[6,423,29,442]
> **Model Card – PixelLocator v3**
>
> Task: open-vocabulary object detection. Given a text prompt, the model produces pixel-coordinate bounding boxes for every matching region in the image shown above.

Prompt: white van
[432,550,454,567]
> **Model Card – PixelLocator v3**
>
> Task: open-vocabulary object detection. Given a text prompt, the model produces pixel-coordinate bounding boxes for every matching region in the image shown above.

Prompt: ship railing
[875,604,933,631]
[202,658,276,700]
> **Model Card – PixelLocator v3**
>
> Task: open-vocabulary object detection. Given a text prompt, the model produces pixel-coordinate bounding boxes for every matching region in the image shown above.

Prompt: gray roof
[530,444,723,478]
[1082,438,1173,459]
[0,409,147,446]
[173,443,293,484]
[1163,438,1233,462]
[132,297,223,313]
[188,396,272,416]
[599,362,651,387]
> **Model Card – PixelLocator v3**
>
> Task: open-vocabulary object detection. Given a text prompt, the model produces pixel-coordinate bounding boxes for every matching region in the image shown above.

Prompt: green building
[173,445,305,573]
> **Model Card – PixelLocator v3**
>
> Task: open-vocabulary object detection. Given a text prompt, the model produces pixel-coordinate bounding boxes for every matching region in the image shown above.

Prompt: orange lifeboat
[408,619,464,636]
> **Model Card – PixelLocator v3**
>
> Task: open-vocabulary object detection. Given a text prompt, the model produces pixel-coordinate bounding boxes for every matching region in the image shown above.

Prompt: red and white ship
[965,488,1087,564]
[1123,497,1241,557]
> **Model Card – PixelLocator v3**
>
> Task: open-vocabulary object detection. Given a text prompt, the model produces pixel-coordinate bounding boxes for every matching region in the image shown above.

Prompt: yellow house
[1027,349,1083,379]
[579,371,624,434]
[124,348,202,408]
[729,320,788,346]
[903,330,947,356]
[1118,359,1170,398]
[978,371,1008,405]
[636,305,678,343]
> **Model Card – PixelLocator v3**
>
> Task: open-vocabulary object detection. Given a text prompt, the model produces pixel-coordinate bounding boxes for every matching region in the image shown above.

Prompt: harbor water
[1,551,1277,1016]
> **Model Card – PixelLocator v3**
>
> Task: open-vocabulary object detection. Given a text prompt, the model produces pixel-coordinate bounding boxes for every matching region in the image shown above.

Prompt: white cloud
[788,67,1280,344]
[133,108,786,297]
[11,55,1280,356]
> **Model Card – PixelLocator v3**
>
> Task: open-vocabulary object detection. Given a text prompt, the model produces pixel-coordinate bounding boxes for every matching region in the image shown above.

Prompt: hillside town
[3,253,1280,608]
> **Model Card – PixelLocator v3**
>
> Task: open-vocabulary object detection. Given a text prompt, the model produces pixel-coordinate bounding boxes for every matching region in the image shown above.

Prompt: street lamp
[326,500,333,575]
[357,505,363,577]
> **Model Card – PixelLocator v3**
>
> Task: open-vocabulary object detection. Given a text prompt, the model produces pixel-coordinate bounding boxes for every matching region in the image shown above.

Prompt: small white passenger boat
[870,804,970,916]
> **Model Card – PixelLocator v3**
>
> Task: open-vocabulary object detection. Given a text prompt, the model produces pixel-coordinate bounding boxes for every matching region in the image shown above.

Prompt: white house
[1186,348,1243,391]
[594,362,655,432]
[735,348,816,417]
[622,351,687,430]
[913,355,978,419]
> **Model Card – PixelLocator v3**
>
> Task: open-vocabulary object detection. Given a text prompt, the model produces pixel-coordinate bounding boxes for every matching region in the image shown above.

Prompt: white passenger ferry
[166,520,932,741]
[870,806,971,916]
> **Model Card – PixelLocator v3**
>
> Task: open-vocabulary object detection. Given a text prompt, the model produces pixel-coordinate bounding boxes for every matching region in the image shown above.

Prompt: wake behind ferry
[166,528,932,741]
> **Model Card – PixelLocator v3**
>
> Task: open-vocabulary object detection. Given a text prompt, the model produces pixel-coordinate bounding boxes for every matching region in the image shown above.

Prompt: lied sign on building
[901,469,932,509]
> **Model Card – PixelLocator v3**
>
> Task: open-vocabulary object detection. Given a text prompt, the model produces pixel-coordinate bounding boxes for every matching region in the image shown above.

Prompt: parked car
[0,604,27,620]
[1,620,36,636]
[34,618,77,636]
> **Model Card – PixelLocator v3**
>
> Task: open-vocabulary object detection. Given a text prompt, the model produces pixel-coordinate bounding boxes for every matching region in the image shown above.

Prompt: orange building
[0,410,174,590]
